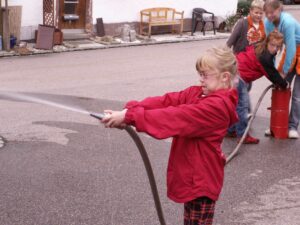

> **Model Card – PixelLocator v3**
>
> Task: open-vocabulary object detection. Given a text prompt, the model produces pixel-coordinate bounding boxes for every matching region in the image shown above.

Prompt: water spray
[0,91,91,116]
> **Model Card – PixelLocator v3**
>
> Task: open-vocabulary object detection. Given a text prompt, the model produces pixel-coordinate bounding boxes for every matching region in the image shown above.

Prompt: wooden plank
[0,0,2,37]
[3,0,10,51]
[8,6,22,44]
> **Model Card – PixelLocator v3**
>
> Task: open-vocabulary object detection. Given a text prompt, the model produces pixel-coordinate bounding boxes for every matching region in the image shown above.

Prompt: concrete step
[62,29,91,40]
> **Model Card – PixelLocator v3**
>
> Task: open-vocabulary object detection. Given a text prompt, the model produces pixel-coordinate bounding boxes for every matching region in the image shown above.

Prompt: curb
[0,32,230,58]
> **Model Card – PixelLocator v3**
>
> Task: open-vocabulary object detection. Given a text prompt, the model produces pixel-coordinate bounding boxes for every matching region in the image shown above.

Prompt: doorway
[59,0,86,29]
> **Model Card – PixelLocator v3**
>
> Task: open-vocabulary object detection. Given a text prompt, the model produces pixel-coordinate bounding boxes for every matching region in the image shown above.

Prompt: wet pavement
[0,39,299,225]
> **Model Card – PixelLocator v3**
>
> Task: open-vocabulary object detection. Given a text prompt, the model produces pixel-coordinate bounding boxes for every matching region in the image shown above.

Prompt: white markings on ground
[234,176,300,225]
[2,125,77,146]
[249,169,263,177]
[0,102,94,146]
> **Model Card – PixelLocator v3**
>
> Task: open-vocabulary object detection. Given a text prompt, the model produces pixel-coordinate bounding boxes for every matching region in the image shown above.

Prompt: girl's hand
[101,109,127,128]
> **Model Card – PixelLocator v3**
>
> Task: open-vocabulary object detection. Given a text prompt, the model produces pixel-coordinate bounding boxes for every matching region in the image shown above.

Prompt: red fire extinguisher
[269,87,291,139]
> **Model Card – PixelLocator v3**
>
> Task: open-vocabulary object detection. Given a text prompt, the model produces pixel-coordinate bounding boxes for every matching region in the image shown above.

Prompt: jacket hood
[208,88,239,127]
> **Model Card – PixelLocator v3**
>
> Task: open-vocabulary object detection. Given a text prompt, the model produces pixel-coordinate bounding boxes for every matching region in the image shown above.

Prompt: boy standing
[227,0,266,53]
[226,0,266,144]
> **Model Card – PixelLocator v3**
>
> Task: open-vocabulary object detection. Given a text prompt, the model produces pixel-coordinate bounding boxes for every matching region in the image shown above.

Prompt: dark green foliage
[225,14,240,31]
[237,1,251,16]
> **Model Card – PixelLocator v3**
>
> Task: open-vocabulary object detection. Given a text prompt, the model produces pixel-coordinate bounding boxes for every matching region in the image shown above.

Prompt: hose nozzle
[90,112,105,120]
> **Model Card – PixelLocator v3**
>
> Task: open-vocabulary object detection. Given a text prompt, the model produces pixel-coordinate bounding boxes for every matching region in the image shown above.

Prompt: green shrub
[225,14,240,32]
[237,1,251,16]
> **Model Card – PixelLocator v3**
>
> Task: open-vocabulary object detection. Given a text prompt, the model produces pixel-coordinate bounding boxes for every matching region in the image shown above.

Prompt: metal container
[270,87,291,139]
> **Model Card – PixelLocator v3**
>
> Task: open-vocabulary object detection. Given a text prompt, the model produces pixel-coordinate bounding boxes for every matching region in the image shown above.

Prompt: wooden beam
[0,0,2,38]
[3,0,10,50]
[8,6,22,44]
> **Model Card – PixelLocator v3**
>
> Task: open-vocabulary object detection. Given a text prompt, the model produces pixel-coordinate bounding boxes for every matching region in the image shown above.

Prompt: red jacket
[124,86,238,203]
[237,46,288,89]
[237,46,267,83]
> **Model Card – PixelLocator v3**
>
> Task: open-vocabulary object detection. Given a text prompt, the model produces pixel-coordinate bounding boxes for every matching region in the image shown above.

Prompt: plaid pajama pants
[184,197,216,225]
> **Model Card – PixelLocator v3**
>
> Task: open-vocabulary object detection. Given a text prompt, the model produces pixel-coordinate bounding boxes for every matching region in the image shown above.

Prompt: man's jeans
[286,73,300,131]
[228,78,249,137]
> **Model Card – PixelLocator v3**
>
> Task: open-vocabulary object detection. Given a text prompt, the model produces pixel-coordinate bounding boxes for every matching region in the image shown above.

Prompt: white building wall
[3,0,238,40]
[93,0,238,23]
[5,0,43,40]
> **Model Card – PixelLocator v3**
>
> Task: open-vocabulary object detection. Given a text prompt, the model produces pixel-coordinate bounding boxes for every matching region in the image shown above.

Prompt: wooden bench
[140,7,184,38]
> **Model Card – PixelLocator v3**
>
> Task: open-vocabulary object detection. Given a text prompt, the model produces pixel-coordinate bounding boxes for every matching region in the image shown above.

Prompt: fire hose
[226,84,273,163]
[90,113,167,225]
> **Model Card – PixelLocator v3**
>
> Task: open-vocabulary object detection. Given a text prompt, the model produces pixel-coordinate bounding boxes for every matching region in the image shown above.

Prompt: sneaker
[238,135,260,144]
[288,130,299,139]
[226,131,237,138]
[265,128,272,136]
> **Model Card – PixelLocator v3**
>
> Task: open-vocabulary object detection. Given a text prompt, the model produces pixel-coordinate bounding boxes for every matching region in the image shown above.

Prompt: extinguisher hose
[226,84,274,164]
[90,113,166,225]
[124,126,166,225]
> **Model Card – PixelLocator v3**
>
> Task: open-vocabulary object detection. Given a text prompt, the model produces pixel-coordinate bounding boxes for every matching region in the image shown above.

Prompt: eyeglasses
[198,71,219,80]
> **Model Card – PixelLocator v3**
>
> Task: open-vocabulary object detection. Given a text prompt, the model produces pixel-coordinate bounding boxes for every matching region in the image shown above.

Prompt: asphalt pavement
[0,39,299,225]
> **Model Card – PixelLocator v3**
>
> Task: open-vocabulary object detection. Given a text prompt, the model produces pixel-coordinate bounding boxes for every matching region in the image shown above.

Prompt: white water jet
[0,91,90,115]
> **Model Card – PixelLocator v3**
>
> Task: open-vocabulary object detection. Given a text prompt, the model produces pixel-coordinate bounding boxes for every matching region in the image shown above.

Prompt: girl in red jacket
[228,31,289,143]
[101,47,238,225]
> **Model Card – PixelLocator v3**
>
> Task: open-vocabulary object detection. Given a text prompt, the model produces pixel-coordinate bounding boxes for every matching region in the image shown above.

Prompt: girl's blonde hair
[263,0,282,11]
[251,0,265,10]
[255,31,284,57]
[196,46,237,87]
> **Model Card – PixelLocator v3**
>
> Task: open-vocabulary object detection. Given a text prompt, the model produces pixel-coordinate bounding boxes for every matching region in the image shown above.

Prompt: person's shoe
[226,131,237,138]
[238,135,260,144]
[265,128,272,136]
[288,130,299,139]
